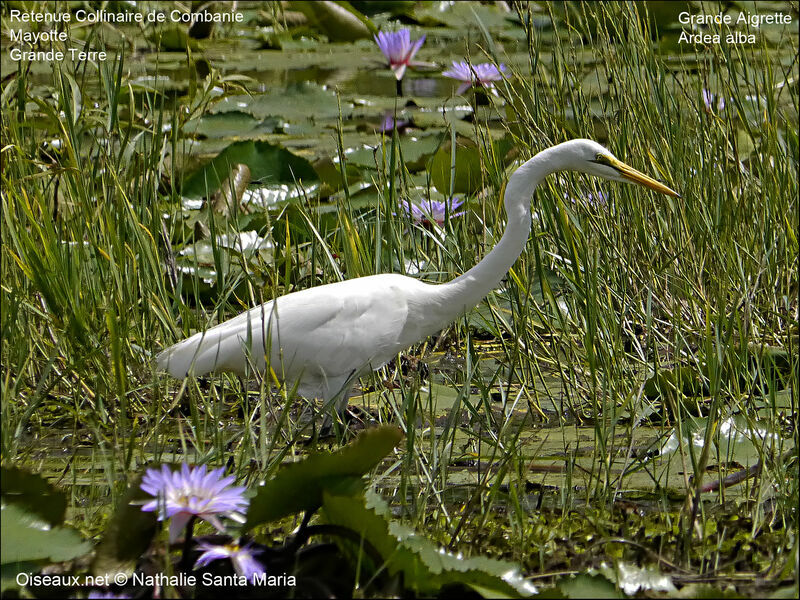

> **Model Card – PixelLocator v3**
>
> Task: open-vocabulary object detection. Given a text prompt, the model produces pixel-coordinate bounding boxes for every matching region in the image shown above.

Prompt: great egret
[157,139,679,413]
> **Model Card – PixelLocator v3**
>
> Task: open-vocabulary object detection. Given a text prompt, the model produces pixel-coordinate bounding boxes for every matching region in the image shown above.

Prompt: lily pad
[598,561,676,596]
[146,25,199,51]
[345,131,444,172]
[429,137,484,195]
[406,1,515,30]
[182,140,318,199]
[555,573,622,599]
[212,82,353,122]
[244,425,403,529]
[0,466,67,527]
[1,503,91,565]
[321,488,536,597]
[184,112,283,139]
[289,1,375,41]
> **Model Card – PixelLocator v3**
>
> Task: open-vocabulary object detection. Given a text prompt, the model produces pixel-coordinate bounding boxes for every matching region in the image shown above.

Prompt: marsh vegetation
[1,1,797,597]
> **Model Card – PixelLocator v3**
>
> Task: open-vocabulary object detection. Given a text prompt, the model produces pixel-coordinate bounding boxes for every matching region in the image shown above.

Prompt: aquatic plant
[702,88,726,113]
[373,29,426,80]
[140,464,248,542]
[399,197,465,227]
[194,541,266,583]
[442,60,507,94]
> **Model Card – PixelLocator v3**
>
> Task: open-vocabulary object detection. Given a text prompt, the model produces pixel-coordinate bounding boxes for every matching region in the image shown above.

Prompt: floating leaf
[241,182,322,211]
[1,503,91,565]
[645,342,794,406]
[212,82,353,122]
[348,1,416,16]
[555,573,622,598]
[0,466,67,527]
[146,25,199,51]
[406,1,514,30]
[672,583,749,598]
[659,414,790,470]
[172,231,273,299]
[644,366,706,400]
[289,1,375,41]
[345,132,444,173]
[244,426,403,529]
[322,489,536,597]
[184,112,283,139]
[429,137,484,195]
[182,140,318,199]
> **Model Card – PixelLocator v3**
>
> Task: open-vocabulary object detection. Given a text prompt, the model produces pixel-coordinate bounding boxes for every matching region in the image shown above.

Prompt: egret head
[567,139,680,197]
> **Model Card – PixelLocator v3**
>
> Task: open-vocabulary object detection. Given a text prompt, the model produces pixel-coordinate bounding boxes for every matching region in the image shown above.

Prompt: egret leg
[317,388,351,440]
[334,388,352,421]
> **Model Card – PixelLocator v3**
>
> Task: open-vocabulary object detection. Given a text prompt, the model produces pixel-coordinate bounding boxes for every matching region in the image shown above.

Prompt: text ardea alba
[157,139,679,412]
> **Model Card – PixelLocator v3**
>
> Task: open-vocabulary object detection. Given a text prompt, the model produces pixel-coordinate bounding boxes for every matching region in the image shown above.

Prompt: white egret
[157,139,679,413]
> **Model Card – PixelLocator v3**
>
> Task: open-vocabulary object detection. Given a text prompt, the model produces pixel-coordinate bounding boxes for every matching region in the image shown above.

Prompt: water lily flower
[702,89,725,112]
[195,541,265,583]
[374,29,426,80]
[565,190,608,208]
[377,111,411,133]
[400,197,465,227]
[702,89,725,113]
[140,464,248,542]
[442,60,507,94]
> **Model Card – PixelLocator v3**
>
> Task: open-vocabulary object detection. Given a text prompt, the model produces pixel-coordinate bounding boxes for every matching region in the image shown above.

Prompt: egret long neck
[437,145,568,317]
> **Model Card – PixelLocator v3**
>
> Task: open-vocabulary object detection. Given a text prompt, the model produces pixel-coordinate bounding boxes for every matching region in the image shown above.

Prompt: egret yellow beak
[608,156,681,198]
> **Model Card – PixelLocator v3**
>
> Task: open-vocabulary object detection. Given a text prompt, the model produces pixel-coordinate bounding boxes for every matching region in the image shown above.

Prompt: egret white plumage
[157,139,679,414]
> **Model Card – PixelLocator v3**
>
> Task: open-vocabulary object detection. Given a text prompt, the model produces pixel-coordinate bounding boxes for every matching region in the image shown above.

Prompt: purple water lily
[374,29,426,80]
[442,60,507,94]
[377,111,411,133]
[565,190,608,208]
[195,541,265,583]
[140,464,248,542]
[400,197,465,227]
[702,89,726,113]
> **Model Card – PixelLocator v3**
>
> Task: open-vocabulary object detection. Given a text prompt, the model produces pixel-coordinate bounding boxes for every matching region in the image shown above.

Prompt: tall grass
[1,0,796,588]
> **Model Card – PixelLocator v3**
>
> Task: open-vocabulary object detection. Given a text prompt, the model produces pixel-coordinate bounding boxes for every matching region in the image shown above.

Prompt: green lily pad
[555,573,622,599]
[211,82,353,122]
[244,425,403,529]
[598,561,676,596]
[429,137,484,195]
[1,503,91,565]
[289,1,375,41]
[349,1,416,16]
[185,112,283,139]
[0,466,67,527]
[659,413,791,470]
[321,488,536,597]
[345,131,444,172]
[182,140,318,199]
[146,25,199,51]
[644,366,707,400]
[406,1,515,30]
